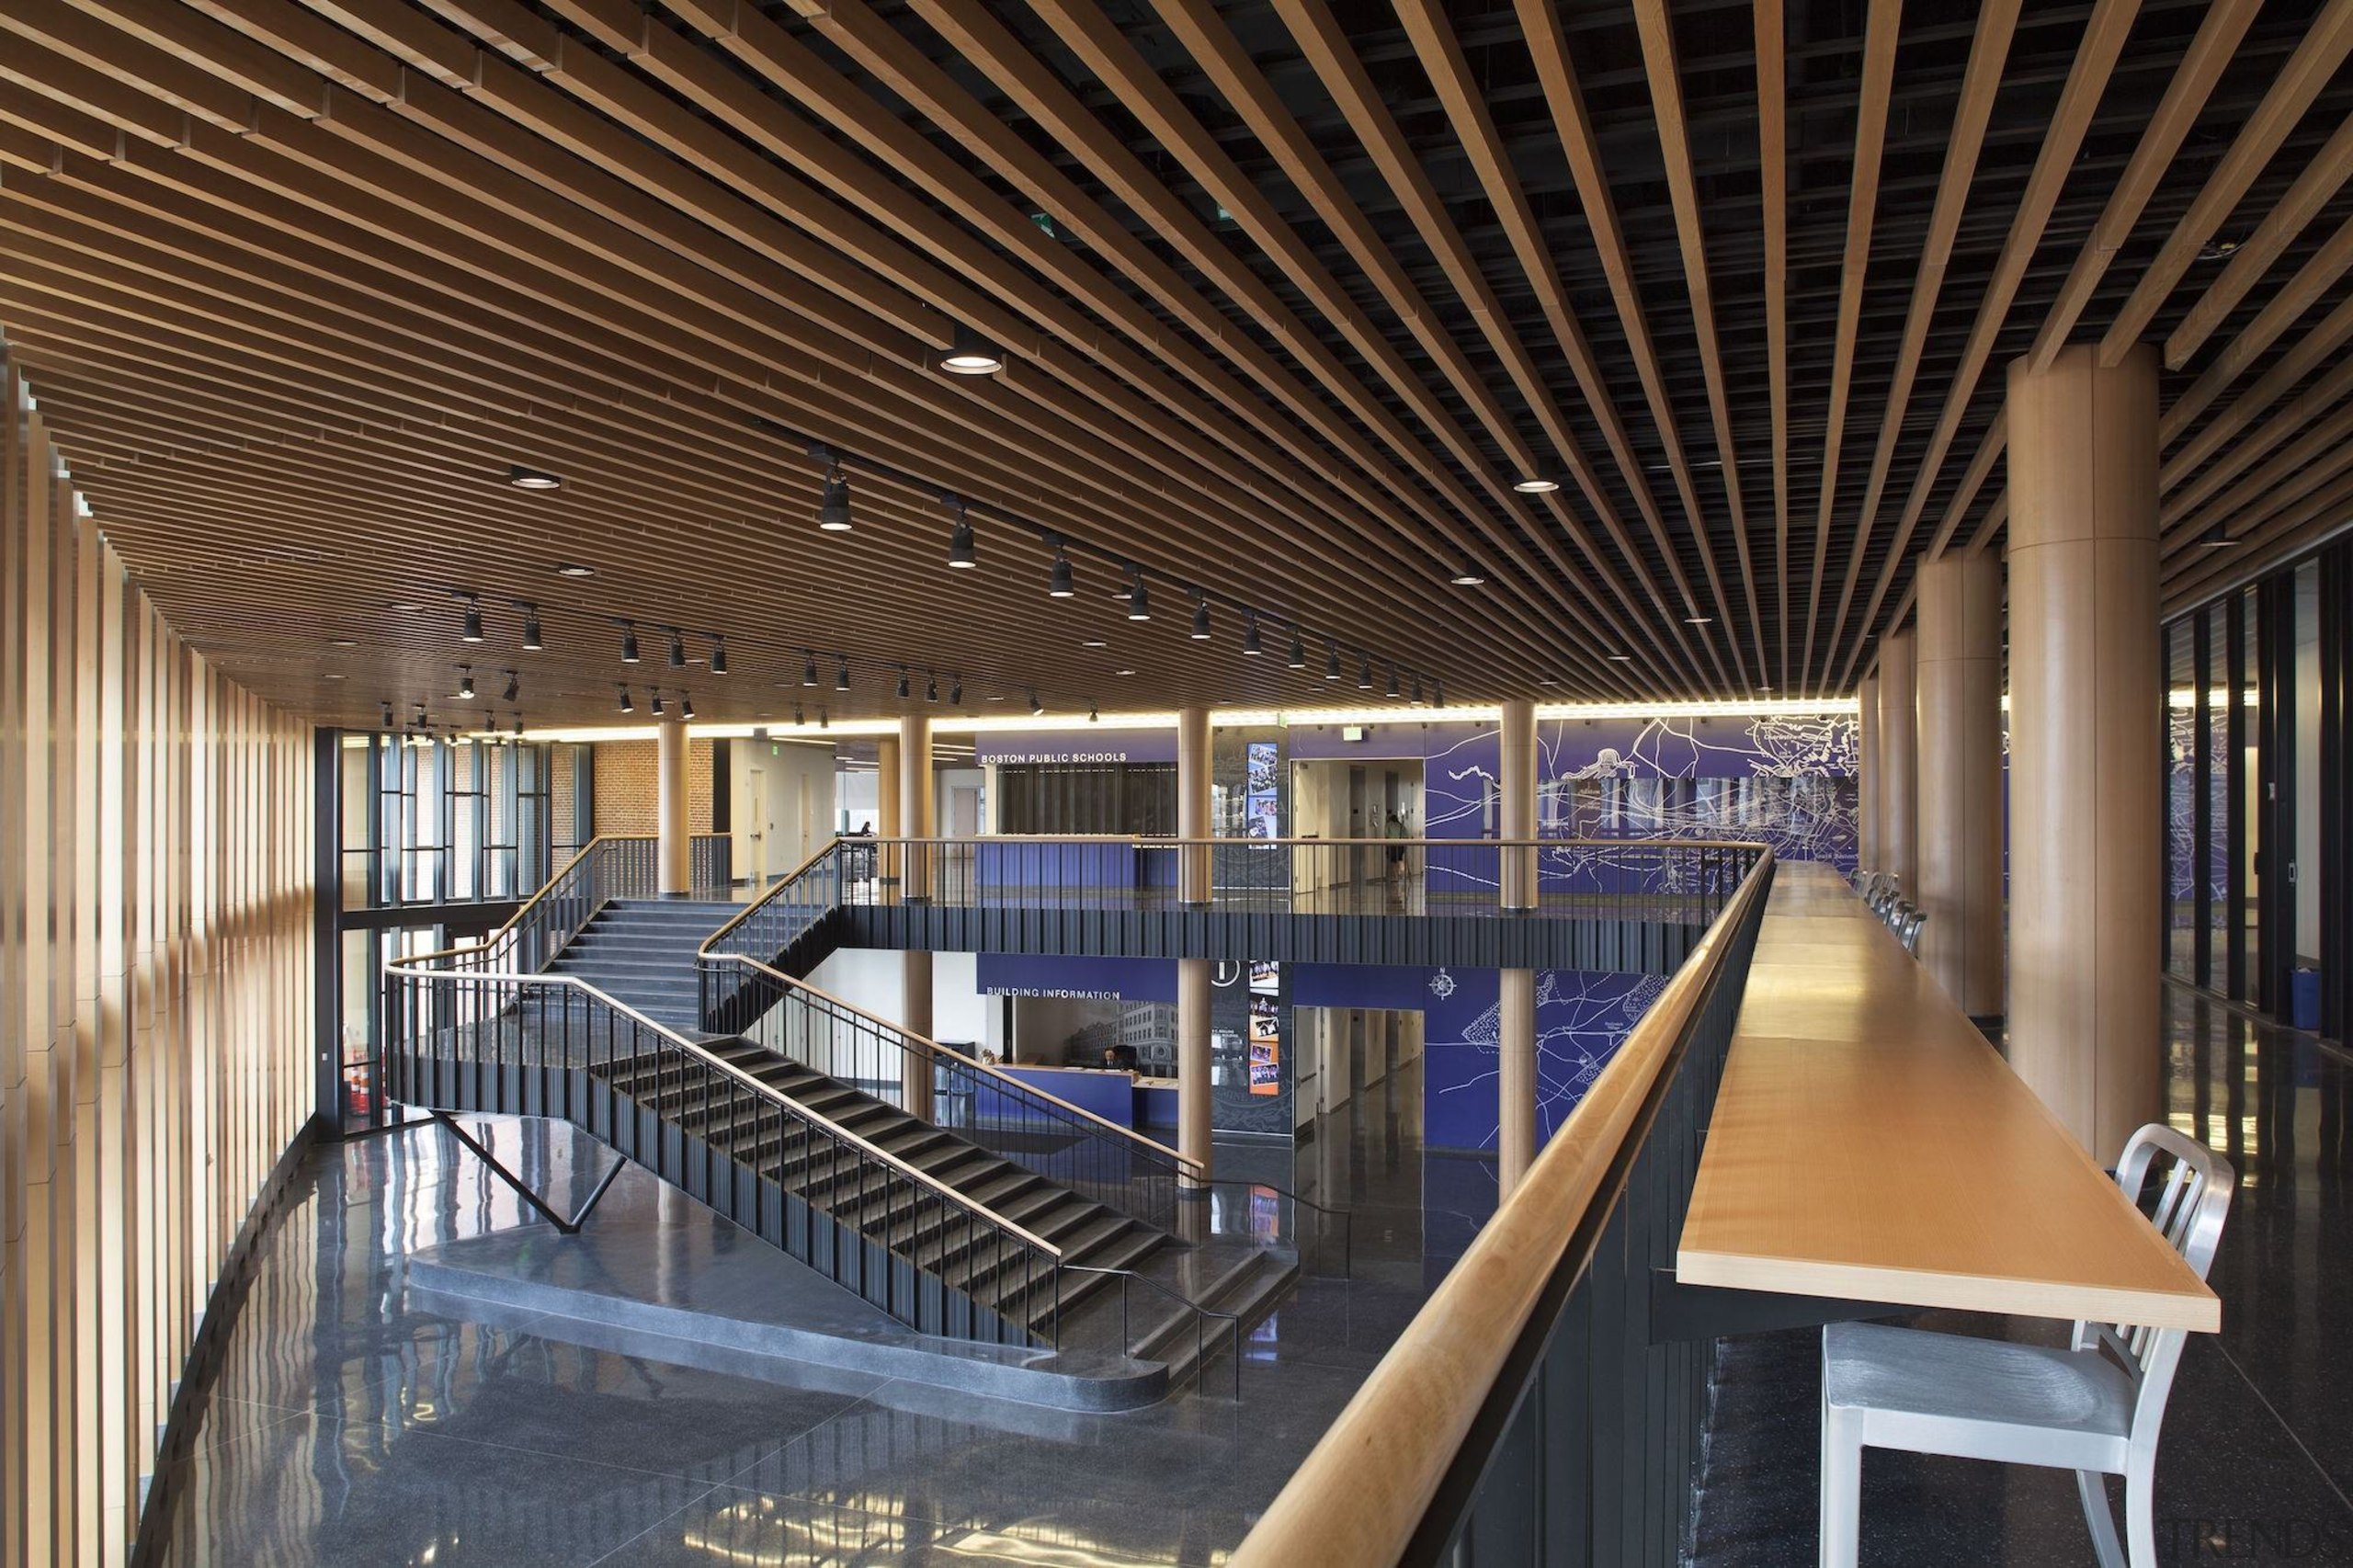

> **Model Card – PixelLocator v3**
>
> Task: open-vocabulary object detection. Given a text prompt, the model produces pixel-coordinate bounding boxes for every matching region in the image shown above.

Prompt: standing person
[1385,808,1407,872]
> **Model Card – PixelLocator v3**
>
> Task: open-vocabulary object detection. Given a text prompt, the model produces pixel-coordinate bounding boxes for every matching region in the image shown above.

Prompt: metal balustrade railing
[382,960,1063,1348]
[707,949,1202,1233]
[438,834,657,978]
[773,835,1763,927]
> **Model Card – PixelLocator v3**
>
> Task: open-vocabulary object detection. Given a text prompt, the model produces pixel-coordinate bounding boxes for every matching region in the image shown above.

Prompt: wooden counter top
[1677,861,2219,1332]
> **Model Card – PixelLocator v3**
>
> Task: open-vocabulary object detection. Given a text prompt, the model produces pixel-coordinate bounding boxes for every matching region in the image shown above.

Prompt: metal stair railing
[382,953,1065,1348]
[703,948,1205,1233]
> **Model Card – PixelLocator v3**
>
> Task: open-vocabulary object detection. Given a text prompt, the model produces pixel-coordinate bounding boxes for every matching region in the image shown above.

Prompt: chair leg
[2075,1470,2126,1568]
[2123,1455,2159,1568]
[1819,1409,1862,1568]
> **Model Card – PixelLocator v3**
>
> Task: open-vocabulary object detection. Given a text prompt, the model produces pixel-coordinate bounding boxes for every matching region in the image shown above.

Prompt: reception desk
[992,1063,1180,1144]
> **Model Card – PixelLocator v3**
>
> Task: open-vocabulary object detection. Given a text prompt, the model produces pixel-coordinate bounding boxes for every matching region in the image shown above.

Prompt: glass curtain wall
[2165,534,2351,1044]
[337,733,557,907]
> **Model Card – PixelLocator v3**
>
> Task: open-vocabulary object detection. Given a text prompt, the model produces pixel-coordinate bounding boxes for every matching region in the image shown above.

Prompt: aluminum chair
[1896,909,1927,955]
[1818,1124,2232,1567]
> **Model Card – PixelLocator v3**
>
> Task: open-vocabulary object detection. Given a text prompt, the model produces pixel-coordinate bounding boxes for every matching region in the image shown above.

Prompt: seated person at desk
[1097,1044,1140,1072]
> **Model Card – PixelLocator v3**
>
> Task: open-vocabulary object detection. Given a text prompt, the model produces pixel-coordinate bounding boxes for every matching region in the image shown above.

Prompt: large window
[337,733,561,907]
[2165,533,2352,1041]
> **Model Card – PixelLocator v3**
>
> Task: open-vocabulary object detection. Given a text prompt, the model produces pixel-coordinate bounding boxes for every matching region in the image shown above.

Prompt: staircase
[543,899,739,1033]
[602,1040,1173,1338]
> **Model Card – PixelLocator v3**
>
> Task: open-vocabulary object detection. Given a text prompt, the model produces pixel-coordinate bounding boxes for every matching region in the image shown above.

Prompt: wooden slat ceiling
[3,0,2351,728]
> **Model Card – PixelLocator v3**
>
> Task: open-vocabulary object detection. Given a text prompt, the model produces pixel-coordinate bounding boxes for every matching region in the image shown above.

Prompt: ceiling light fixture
[950,678,963,704]
[620,623,640,664]
[507,464,562,490]
[1242,611,1264,657]
[1684,615,1714,626]
[517,604,543,651]
[1411,675,1425,705]
[946,497,978,569]
[1607,653,1633,662]
[669,631,688,669]
[555,562,596,578]
[1357,653,1373,690]
[815,455,852,531]
[1190,591,1211,640]
[937,323,1007,376]
[651,688,665,716]
[926,676,940,703]
[1451,565,1487,586]
[2199,522,2237,549]
[710,638,727,676]
[1386,665,1402,699]
[1049,539,1075,597]
[1029,689,1045,715]
[802,651,818,687]
[794,702,806,726]
[682,693,696,721]
[459,595,484,643]
[835,657,850,693]
[1513,477,1560,494]
[1324,639,1342,681]
[1287,628,1307,670]
[1433,680,1446,708]
[501,670,518,704]
[456,666,476,700]
[818,707,830,729]
[381,700,394,728]
[617,685,633,713]
[897,667,912,699]
[1126,566,1151,620]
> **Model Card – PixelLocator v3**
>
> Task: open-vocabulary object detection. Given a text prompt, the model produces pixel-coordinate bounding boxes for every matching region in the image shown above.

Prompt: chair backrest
[1898,910,1927,954]
[2075,1123,2234,1457]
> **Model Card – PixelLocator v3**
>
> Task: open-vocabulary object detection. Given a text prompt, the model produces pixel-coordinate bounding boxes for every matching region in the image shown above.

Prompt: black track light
[651,688,665,717]
[460,596,483,643]
[835,657,850,693]
[950,678,963,705]
[926,676,940,703]
[710,638,727,676]
[896,666,911,700]
[1190,591,1211,640]
[1287,628,1307,669]
[947,500,978,569]
[1412,674,1425,705]
[381,700,394,728]
[617,685,633,713]
[1126,567,1151,621]
[2199,522,2237,549]
[620,624,640,664]
[1433,679,1446,708]
[681,693,696,721]
[511,712,525,736]
[507,464,562,490]
[669,631,687,669]
[1088,702,1100,722]
[457,666,476,700]
[501,670,518,704]
[801,651,818,687]
[1242,611,1264,657]
[1357,653,1373,689]
[1324,640,1342,681]
[793,702,806,726]
[817,460,852,531]
[937,322,1006,376]
[1029,689,1044,715]
[518,604,543,651]
[1386,665,1401,699]
[818,706,830,729]
[1049,540,1075,598]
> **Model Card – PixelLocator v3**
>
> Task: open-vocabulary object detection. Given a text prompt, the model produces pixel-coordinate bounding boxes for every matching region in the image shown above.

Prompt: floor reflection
[147,1061,1461,1567]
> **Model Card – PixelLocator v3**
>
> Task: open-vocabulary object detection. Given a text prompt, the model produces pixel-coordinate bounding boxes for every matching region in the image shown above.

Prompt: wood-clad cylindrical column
[1499,699,1538,909]
[1877,631,1918,893]
[874,734,902,900]
[1497,968,1538,1195]
[901,951,935,1120]
[1177,705,1211,904]
[1857,672,1881,871]
[898,715,933,901]
[655,715,690,894]
[1178,956,1212,1191]
[2007,342,2161,1164]
[1915,553,2006,1017]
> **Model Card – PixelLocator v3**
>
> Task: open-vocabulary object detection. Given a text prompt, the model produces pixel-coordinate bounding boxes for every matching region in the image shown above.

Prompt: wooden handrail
[825,835,1768,851]
[1227,846,1776,1567]
[707,949,1207,1179]
[698,835,845,952]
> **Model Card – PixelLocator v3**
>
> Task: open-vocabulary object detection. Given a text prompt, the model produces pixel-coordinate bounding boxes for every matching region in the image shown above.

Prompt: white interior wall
[730,738,837,883]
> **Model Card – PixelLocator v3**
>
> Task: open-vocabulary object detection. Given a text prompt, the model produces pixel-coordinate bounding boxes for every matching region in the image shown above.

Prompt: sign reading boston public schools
[971,729,1182,767]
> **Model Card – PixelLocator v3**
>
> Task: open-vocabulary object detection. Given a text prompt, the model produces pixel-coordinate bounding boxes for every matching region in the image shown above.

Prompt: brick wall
[592,736,716,835]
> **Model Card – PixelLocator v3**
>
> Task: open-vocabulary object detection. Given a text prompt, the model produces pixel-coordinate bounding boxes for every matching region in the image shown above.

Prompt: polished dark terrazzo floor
[1691,986,2353,1567]
[146,1054,1473,1568]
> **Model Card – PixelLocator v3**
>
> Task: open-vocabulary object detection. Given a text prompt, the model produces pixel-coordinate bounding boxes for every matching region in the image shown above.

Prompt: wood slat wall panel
[0,345,313,1566]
